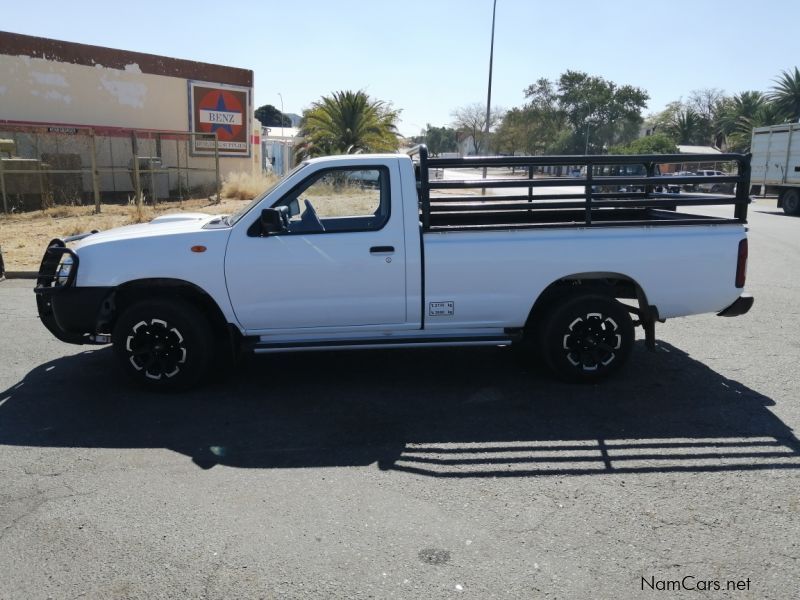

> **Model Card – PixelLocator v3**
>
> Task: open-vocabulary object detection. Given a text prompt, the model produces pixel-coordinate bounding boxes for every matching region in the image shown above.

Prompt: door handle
[370,246,395,254]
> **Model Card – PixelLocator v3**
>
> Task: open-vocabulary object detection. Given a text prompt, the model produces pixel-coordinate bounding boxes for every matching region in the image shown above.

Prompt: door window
[272,166,390,234]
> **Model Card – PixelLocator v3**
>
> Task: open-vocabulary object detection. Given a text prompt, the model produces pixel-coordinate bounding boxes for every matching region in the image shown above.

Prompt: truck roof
[303,153,406,166]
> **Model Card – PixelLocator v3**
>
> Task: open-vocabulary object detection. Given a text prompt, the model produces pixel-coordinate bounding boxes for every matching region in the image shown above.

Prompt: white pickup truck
[34,147,753,390]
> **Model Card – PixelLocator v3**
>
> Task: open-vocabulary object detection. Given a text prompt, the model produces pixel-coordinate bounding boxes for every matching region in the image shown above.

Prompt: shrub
[221,171,278,200]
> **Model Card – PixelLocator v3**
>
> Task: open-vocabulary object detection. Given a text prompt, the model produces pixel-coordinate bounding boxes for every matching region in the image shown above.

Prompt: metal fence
[0,124,221,214]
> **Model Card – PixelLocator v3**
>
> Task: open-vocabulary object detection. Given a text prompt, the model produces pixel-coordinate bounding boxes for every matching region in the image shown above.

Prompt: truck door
[225,161,408,332]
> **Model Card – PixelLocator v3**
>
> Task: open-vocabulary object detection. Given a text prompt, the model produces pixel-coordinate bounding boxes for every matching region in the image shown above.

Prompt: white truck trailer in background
[751,123,800,215]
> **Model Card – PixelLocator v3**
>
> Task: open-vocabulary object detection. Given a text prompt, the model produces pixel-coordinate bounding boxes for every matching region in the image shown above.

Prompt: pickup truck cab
[35,147,754,390]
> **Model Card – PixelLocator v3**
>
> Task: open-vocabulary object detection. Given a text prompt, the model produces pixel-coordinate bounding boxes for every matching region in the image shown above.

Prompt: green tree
[492,80,569,155]
[523,71,649,154]
[295,90,400,159]
[419,124,458,156]
[255,104,291,128]
[647,101,683,137]
[494,108,533,155]
[520,78,568,153]
[769,67,800,122]
[608,133,678,155]
[687,88,726,146]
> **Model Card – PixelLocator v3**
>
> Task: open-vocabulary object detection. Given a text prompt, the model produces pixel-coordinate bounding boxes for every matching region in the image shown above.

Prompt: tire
[539,293,634,383]
[112,298,213,391]
[782,189,800,216]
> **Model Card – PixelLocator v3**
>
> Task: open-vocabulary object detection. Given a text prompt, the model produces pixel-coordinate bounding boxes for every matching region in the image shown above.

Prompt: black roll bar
[407,145,751,231]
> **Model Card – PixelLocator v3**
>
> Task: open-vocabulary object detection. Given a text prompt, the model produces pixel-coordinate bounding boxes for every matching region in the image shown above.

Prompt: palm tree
[717,91,765,151]
[769,67,800,122]
[295,90,400,159]
[716,91,786,151]
[717,91,765,133]
[667,108,703,145]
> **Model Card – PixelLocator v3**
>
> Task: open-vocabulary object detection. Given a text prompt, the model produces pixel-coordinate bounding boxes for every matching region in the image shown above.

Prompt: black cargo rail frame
[407,145,751,231]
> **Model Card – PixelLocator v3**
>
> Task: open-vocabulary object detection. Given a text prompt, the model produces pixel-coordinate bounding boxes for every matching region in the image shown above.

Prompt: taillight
[735,238,748,288]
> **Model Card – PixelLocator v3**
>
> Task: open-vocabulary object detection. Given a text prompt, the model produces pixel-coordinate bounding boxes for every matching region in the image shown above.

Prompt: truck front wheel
[112,298,212,390]
[539,293,634,383]
[781,189,800,216]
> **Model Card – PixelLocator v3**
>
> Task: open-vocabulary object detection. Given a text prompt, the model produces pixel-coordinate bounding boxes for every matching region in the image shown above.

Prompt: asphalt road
[1,199,798,599]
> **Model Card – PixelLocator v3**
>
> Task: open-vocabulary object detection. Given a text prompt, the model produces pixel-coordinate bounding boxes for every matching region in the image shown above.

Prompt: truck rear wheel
[782,189,800,215]
[539,293,634,383]
[112,298,212,391]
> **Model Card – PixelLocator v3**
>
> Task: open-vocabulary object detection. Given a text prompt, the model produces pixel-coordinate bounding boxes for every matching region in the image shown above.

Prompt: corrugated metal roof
[677,145,722,154]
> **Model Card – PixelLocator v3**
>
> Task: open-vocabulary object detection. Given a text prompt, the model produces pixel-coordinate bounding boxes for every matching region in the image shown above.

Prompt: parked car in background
[694,170,736,194]
[346,169,381,188]
[665,171,695,193]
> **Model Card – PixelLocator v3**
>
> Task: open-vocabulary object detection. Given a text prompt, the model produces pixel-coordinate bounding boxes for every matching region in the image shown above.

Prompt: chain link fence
[0,124,221,214]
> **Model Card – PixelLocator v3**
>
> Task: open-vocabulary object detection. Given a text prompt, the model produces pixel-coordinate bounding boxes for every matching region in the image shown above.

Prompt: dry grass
[0,197,250,271]
[222,171,278,200]
[305,185,381,218]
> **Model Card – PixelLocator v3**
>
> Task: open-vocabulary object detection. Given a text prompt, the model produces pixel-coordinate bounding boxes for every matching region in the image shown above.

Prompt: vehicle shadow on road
[752,208,798,217]
[1,341,799,477]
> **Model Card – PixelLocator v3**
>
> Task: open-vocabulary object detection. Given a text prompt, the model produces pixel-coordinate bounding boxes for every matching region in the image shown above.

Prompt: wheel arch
[104,278,237,343]
[524,272,658,337]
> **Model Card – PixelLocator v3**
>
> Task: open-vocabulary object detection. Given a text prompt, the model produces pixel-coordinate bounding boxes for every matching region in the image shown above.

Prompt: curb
[1,241,37,280]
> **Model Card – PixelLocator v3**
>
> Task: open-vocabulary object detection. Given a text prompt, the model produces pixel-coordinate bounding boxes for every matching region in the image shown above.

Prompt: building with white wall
[0,30,259,203]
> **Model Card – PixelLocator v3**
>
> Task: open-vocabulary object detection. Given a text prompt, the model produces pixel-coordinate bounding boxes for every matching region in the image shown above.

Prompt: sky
[3,0,799,136]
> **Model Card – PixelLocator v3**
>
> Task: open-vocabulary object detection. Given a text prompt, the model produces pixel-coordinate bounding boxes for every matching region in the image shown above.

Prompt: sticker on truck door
[429,301,454,316]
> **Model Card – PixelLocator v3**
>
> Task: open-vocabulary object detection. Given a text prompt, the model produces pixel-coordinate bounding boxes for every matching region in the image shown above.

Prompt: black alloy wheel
[125,318,188,380]
[540,293,634,383]
[113,299,212,390]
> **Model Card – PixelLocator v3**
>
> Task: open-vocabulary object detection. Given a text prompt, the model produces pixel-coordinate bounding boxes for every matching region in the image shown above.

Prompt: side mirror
[260,207,288,234]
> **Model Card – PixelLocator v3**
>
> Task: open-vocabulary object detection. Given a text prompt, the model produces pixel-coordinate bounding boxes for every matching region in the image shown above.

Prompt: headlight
[56,255,73,286]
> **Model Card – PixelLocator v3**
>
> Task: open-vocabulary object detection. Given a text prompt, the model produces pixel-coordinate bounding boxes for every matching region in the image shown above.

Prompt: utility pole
[484,0,497,155]
[482,0,498,194]
[278,92,285,138]
[585,122,591,155]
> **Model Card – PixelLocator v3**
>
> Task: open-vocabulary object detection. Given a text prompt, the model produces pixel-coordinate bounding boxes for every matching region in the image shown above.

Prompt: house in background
[661,145,724,173]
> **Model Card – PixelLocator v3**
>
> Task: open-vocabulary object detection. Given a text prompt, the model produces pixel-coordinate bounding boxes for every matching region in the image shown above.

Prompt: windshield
[226,162,308,225]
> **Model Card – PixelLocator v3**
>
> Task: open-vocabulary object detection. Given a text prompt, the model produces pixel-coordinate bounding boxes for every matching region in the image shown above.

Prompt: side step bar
[252,335,517,354]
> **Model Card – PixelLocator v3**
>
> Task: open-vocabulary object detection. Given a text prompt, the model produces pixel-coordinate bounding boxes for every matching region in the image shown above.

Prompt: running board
[251,335,516,354]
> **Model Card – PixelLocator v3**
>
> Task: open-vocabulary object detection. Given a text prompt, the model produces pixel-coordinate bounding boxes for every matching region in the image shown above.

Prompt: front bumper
[34,240,111,344]
[717,293,754,317]
[35,286,112,343]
